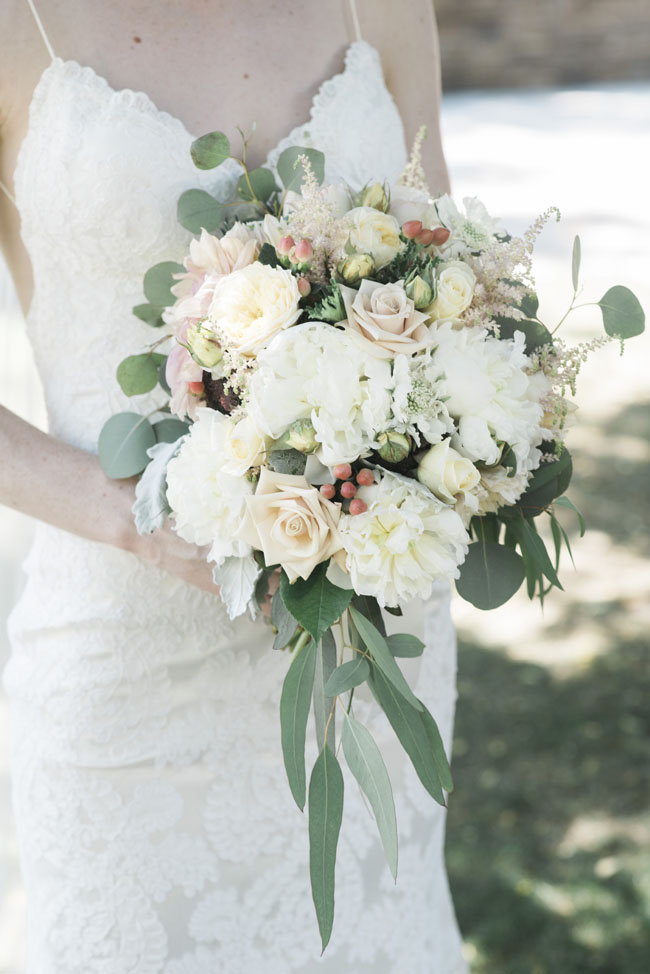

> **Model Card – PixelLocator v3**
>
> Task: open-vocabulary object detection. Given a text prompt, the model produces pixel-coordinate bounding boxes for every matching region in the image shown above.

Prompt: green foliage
[177,189,225,234]
[257,242,281,268]
[271,589,299,650]
[420,702,454,793]
[554,495,586,536]
[386,633,425,658]
[374,238,437,287]
[98,412,156,479]
[277,146,325,191]
[116,353,165,397]
[349,608,423,712]
[152,418,190,444]
[132,439,181,534]
[143,261,185,307]
[598,285,645,339]
[507,517,563,591]
[341,713,398,879]
[506,448,573,518]
[571,234,581,291]
[305,279,346,322]
[236,167,278,203]
[351,593,386,636]
[267,448,307,476]
[456,539,525,610]
[280,563,353,646]
[324,657,370,696]
[495,315,553,353]
[280,638,317,810]
[133,302,165,328]
[190,130,230,170]
[308,746,344,951]
[313,630,337,752]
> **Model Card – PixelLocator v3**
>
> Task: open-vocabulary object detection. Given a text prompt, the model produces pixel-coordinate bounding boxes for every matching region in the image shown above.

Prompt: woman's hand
[132,518,220,595]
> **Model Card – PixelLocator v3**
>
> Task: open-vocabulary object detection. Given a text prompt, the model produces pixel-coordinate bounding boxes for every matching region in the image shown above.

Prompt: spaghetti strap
[26,0,56,60]
[0,179,18,208]
[348,0,363,42]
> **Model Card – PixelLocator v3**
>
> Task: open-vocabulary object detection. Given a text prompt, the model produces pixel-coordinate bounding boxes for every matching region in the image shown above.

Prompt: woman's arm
[358,0,451,196]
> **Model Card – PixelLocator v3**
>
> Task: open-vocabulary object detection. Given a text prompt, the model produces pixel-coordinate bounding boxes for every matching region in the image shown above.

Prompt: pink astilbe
[530,335,610,435]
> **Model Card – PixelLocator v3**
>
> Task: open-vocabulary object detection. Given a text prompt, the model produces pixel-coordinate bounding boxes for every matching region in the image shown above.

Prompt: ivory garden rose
[416,438,480,503]
[344,206,403,269]
[340,279,433,358]
[427,260,476,322]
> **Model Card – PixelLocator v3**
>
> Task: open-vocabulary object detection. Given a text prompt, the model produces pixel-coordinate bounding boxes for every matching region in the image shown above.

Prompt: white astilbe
[249,321,391,465]
[340,471,469,606]
[283,155,350,282]
[165,408,253,566]
[396,125,431,195]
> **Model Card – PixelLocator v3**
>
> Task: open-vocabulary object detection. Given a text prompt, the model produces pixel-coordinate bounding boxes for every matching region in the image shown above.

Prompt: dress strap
[0,179,18,208]
[25,0,56,60]
[348,0,363,42]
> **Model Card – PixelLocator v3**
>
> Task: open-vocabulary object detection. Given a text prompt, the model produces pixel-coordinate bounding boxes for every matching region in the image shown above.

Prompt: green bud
[355,181,390,213]
[404,274,433,310]
[187,323,223,369]
[276,419,319,454]
[338,253,375,285]
[377,430,412,464]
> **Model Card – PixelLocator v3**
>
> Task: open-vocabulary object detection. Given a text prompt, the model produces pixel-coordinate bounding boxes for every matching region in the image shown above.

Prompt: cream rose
[236,468,343,582]
[221,415,270,477]
[427,260,476,322]
[208,262,302,357]
[344,206,403,269]
[340,279,433,359]
[417,438,480,503]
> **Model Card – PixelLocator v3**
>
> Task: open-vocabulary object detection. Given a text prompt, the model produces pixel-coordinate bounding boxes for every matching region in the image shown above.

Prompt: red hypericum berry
[415,228,435,246]
[349,498,368,515]
[402,219,423,239]
[341,481,357,499]
[319,483,336,500]
[277,235,295,256]
[294,238,313,261]
[431,226,451,246]
[297,277,311,297]
[333,462,352,480]
[356,468,374,486]
[188,381,204,395]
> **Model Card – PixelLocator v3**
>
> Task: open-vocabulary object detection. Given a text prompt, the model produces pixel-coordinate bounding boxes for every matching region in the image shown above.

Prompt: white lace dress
[3,41,468,973]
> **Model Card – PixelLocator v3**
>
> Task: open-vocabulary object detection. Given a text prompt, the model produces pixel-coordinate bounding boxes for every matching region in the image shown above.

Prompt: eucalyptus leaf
[386,633,425,658]
[116,354,160,396]
[143,261,185,308]
[456,540,525,610]
[349,607,423,712]
[341,713,398,879]
[153,418,190,444]
[133,302,165,328]
[308,746,344,951]
[212,555,261,620]
[324,657,370,696]
[571,235,581,292]
[132,439,181,534]
[280,563,353,646]
[351,593,386,636]
[98,412,156,479]
[507,449,573,518]
[280,637,317,810]
[277,146,325,192]
[495,316,553,353]
[190,130,230,170]
[598,285,645,339]
[508,517,563,590]
[257,242,281,267]
[368,667,444,805]
[271,590,299,650]
[420,703,453,793]
[177,188,225,234]
[157,359,171,395]
[237,167,278,203]
[267,448,307,476]
[554,495,586,536]
[313,630,337,752]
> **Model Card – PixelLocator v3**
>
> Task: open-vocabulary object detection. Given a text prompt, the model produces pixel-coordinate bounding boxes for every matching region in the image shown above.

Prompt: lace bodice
[4,37,467,974]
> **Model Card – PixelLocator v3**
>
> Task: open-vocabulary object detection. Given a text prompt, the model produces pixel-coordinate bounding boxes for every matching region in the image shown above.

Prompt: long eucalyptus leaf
[313,630,337,753]
[349,608,423,712]
[308,746,344,951]
[325,657,370,696]
[280,639,317,810]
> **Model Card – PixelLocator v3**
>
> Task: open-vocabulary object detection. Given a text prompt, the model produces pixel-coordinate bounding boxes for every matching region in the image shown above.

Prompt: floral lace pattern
[4,43,467,972]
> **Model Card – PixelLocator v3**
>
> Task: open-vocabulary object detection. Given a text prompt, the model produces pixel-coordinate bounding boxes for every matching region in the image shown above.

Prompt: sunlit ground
[0,84,648,972]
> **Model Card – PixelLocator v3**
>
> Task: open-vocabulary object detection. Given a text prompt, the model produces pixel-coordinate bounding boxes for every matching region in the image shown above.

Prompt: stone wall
[435,0,650,89]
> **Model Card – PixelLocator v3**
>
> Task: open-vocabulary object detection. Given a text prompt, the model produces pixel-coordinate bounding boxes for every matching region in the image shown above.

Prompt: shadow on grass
[447,636,650,973]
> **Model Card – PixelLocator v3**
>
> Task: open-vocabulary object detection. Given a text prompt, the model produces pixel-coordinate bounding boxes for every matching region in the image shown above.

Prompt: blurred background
[1,3,649,970]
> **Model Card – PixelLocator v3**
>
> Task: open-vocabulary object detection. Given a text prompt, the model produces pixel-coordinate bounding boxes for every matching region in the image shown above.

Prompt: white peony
[249,321,392,465]
[344,206,403,269]
[339,471,469,606]
[426,260,476,322]
[165,408,253,566]
[208,262,302,357]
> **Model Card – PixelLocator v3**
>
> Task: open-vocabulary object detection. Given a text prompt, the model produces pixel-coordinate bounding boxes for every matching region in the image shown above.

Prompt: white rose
[222,415,270,477]
[208,262,302,357]
[344,206,403,269]
[427,261,476,322]
[416,438,480,503]
[236,467,343,582]
[388,184,439,229]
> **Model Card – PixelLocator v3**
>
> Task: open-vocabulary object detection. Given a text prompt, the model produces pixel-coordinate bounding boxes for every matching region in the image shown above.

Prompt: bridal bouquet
[99,127,644,949]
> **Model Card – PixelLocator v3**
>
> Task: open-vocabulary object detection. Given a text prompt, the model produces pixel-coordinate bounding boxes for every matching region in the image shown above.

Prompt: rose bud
[377,430,412,464]
[415,228,435,247]
[294,238,313,261]
[338,253,375,285]
[356,181,390,213]
[319,483,336,500]
[431,226,451,246]
[340,481,357,499]
[277,235,295,256]
[297,276,311,297]
[417,439,480,503]
[188,380,204,395]
[333,462,352,480]
[356,468,375,486]
[404,274,433,310]
[187,323,223,369]
[349,497,368,515]
[402,219,423,240]
[282,419,319,454]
